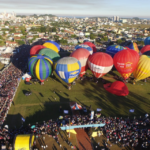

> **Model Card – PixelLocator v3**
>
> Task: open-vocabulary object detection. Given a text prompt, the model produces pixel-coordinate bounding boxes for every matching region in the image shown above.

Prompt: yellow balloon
[133,55,150,81]
[43,42,59,53]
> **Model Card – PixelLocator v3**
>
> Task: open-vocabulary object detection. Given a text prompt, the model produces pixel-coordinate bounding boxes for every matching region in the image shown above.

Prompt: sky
[0,0,150,18]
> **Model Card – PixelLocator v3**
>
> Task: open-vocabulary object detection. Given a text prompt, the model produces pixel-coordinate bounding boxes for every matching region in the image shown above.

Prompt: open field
[4,70,150,129]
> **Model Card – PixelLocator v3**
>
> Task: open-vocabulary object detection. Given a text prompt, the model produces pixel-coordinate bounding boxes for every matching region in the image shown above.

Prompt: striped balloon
[28,54,53,82]
[128,42,139,53]
[43,42,59,53]
[88,52,113,78]
[54,57,81,83]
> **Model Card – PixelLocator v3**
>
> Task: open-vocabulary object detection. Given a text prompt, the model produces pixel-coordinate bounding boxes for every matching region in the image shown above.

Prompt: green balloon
[39,48,60,62]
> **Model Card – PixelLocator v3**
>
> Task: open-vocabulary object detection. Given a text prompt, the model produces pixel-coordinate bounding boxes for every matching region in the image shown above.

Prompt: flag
[91,111,94,120]
[97,108,102,112]
[129,109,134,113]
[22,117,25,122]
[64,110,69,114]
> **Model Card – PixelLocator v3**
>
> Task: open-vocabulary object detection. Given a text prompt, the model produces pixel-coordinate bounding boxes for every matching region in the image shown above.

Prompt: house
[14,33,23,37]
[6,41,18,47]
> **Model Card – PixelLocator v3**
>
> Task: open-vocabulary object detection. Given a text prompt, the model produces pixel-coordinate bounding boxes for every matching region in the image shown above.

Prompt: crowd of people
[0,113,149,149]
[0,45,30,126]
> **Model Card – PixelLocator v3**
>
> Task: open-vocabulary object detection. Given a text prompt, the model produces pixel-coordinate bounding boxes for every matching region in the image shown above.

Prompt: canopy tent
[22,73,31,80]
[70,102,82,110]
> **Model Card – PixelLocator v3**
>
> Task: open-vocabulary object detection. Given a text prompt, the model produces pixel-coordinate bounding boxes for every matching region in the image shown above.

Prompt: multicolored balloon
[88,52,113,78]
[75,44,93,54]
[38,48,60,62]
[106,45,127,57]
[140,45,150,55]
[70,48,90,77]
[45,40,60,51]
[128,42,139,53]
[113,49,139,80]
[83,41,97,53]
[30,45,46,56]
[144,37,150,45]
[28,54,53,82]
[133,55,150,81]
[43,42,59,53]
[143,51,150,56]
[54,57,81,83]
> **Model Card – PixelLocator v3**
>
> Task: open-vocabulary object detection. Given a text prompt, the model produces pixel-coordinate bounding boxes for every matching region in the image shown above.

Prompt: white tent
[22,73,31,80]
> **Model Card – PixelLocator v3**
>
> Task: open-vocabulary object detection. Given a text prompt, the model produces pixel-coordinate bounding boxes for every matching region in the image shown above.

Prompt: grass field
[0,62,4,71]
[4,70,150,129]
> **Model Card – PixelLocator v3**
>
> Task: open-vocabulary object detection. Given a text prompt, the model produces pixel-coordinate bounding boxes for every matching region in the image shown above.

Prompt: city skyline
[0,0,150,18]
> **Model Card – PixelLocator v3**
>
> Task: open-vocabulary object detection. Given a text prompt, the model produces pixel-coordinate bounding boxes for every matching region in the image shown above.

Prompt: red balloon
[88,52,113,78]
[83,42,97,53]
[30,45,46,56]
[140,45,150,55]
[70,48,90,77]
[113,49,139,80]
[104,81,129,96]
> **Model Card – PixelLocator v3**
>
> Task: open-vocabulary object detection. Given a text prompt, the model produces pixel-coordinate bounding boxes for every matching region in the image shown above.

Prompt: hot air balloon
[143,51,150,56]
[128,42,139,53]
[75,44,93,54]
[28,54,53,82]
[88,52,113,78]
[113,49,139,80]
[70,48,90,77]
[104,81,129,96]
[30,45,46,56]
[106,45,127,57]
[84,41,97,53]
[45,40,60,51]
[55,57,81,84]
[43,42,59,53]
[38,48,60,62]
[144,37,150,45]
[140,45,150,55]
[133,55,150,81]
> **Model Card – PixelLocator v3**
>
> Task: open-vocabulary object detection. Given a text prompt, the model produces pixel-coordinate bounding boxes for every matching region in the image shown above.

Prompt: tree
[17,40,25,45]
[71,34,77,38]
[116,39,123,45]
[90,33,96,39]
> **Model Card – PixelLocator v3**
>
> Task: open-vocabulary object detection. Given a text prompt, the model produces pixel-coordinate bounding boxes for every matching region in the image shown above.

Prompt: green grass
[0,62,4,71]
[4,70,150,128]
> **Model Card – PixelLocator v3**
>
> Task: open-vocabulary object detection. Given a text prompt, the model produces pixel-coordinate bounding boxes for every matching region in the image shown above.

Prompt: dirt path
[75,129,93,150]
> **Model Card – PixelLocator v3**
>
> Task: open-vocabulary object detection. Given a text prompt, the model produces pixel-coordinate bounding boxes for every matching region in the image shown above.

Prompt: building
[113,16,120,22]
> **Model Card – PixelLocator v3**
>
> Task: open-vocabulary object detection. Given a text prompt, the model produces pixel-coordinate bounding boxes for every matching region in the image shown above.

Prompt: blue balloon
[45,40,60,51]
[144,37,150,45]
[106,45,127,57]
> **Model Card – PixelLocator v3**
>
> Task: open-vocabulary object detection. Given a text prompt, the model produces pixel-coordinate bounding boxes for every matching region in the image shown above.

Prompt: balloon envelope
[133,55,150,81]
[43,42,59,53]
[88,52,113,78]
[28,54,53,82]
[75,44,93,54]
[144,37,150,45]
[55,57,81,83]
[45,40,60,51]
[128,42,139,53]
[113,49,139,80]
[140,45,150,55]
[143,51,150,56]
[104,81,129,96]
[30,45,45,56]
[83,41,97,53]
[38,48,60,62]
[106,45,127,57]
[70,48,90,77]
